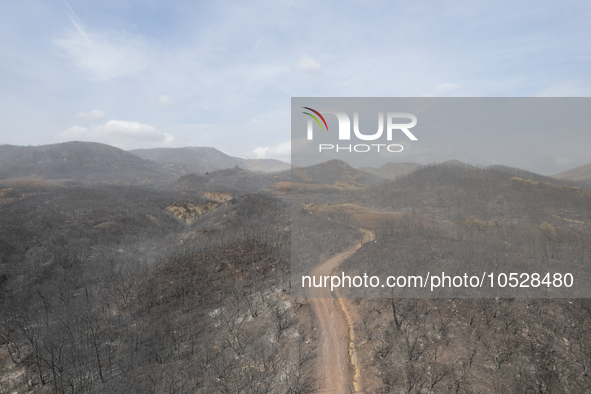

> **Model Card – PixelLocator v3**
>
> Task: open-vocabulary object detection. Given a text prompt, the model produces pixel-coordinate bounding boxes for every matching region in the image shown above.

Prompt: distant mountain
[236,158,291,173]
[553,163,591,184]
[359,162,423,180]
[129,147,290,174]
[0,142,172,184]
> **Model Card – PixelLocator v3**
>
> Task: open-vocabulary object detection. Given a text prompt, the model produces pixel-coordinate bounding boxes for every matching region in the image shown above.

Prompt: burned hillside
[364,163,591,226]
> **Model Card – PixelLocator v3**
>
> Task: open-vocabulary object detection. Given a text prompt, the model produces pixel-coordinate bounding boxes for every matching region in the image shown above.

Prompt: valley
[1,142,591,393]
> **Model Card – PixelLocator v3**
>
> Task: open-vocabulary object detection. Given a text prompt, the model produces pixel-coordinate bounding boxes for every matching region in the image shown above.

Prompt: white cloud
[251,141,291,160]
[293,55,324,75]
[147,95,175,108]
[76,109,105,119]
[54,16,149,81]
[57,120,174,149]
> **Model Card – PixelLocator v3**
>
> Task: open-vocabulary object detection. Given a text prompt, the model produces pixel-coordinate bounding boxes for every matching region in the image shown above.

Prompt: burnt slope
[359,162,423,180]
[364,163,591,225]
[171,167,277,194]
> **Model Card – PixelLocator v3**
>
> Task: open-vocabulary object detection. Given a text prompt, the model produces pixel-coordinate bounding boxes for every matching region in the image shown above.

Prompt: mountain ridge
[0,141,171,184]
[0,142,290,185]
[129,147,290,174]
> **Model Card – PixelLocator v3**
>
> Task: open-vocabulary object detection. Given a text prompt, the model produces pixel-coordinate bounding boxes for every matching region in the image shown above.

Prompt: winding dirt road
[306,229,375,394]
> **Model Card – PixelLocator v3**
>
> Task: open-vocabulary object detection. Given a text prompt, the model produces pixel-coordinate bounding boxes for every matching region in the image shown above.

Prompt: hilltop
[290,159,381,188]
[553,162,591,184]
[273,159,383,199]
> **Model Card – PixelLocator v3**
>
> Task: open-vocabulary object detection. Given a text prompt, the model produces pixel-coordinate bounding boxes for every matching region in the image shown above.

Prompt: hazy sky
[292,98,591,174]
[1,1,591,173]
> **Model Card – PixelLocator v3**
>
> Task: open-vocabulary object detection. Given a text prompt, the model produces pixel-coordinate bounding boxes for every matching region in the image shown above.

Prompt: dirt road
[306,229,375,394]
